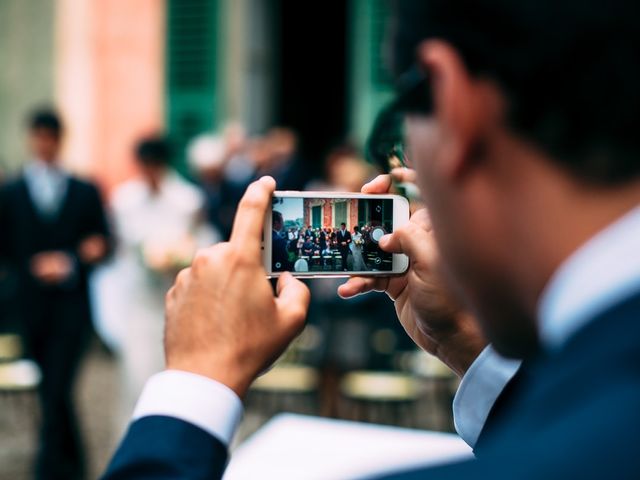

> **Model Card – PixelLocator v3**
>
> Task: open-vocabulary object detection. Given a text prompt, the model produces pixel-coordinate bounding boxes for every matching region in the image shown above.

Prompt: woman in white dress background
[92,137,218,430]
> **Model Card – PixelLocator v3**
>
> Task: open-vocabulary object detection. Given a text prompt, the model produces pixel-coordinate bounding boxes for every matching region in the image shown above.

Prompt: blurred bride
[92,136,218,429]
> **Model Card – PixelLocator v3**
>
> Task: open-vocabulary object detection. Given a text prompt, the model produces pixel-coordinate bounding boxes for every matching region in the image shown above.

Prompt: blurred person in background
[271,210,291,272]
[0,108,110,480]
[188,122,250,239]
[106,136,219,427]
[258,127,307,190]
[324,145,377,192]
[187,132,227,228]
[194,126,307,241]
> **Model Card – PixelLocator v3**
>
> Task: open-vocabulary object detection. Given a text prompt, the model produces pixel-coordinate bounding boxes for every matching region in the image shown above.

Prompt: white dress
[350,232,368,271]
[92,171,218,429]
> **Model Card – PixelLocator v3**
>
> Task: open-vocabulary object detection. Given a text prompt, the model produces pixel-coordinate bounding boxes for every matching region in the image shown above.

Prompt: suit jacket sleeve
[82,182,112,243]
[75,181,113,268]
[102,416,229,480]
[473,363,525,455]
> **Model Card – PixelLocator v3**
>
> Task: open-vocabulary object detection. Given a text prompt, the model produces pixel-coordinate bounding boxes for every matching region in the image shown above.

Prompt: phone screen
[270,196,395,274]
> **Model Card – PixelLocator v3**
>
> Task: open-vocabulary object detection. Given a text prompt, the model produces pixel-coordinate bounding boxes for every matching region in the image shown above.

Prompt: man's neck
[512,176,640,322]
[32,157,59,168]
[538,202,640,349]
[485,132,640,325]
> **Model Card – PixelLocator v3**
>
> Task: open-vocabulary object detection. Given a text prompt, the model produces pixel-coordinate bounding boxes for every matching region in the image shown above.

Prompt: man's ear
[417,40,497,182]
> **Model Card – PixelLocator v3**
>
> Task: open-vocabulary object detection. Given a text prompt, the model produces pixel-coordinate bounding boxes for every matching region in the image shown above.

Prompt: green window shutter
[312,206,322,229]
[369,0,393,89]
[166,0,218,173]
[357,200,368,227]
[348,0,395,148]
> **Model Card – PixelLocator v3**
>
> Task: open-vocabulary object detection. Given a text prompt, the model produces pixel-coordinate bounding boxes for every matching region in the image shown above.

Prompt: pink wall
[56,0,165,193]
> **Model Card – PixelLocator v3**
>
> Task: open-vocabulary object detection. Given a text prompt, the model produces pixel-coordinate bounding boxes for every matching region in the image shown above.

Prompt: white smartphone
[263,191,410,278]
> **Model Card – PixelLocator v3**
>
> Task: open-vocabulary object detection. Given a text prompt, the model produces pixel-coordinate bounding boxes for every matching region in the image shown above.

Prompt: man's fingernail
[260,175,275,184]
[379,234,391,245]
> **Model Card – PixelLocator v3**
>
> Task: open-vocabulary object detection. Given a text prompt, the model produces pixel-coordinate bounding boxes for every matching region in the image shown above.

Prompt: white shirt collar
[538,203,640,350]
[25,158,65,177]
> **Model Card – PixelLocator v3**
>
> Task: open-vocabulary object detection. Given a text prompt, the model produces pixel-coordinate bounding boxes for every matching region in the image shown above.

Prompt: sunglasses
[366,65,432,173]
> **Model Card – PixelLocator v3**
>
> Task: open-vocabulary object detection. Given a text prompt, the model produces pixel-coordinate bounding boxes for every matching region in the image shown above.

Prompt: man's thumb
[275,272,310,330]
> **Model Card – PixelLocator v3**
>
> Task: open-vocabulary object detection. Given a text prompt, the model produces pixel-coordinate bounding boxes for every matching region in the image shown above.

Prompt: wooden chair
[396,351,458,431]
[0,334,22,362]
[0,356,41,431]
[338,371,423,428]
[248,364,320,418]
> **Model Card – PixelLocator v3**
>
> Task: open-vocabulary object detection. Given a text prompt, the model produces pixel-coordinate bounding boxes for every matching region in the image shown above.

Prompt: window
[358,200,368,227]
[369,0,393,89]
[334,201,347,227]
[166,0,218,172]
[312,205,322,228]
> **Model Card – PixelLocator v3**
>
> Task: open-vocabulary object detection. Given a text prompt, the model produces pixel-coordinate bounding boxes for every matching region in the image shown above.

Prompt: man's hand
[338,170,486,377]
[30,251,74,284]
[164,176,310,398]
[78,234,108,264]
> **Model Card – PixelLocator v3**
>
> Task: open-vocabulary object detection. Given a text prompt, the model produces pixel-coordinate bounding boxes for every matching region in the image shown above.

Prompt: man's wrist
[166,358,253,399]
[435,313,487,378]
[133,370,244,446]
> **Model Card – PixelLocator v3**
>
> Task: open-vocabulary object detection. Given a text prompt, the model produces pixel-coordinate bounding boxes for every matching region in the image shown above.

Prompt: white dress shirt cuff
[453,345,521,448]
[132,369,244,446]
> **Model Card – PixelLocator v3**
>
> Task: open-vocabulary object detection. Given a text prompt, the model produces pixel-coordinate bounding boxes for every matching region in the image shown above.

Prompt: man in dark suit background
[336,222,352,271]
[103,0,640,478]
[0,109,111,480]
[271,210,292,272]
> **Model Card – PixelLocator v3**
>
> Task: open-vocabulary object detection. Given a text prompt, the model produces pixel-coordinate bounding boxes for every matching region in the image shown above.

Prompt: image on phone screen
[271,196,395,274]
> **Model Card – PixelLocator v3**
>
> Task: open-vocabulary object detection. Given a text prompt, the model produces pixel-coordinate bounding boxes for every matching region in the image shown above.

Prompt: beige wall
[0,0,165,192]
[0,0,56,174]
[218,0,276,134]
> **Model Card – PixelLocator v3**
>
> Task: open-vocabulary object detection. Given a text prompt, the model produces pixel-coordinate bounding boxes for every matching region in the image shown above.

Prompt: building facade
[0,0,393,190]
[303,198,359,230]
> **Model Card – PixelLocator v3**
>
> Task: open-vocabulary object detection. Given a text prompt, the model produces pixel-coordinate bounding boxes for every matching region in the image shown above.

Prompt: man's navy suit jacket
[103,291,640,479]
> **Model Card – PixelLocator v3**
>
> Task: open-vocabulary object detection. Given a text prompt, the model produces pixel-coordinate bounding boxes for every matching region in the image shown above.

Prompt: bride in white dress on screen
[350,225,368,271]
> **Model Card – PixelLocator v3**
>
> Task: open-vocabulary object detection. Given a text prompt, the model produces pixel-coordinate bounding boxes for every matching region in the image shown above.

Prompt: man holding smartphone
[104,0,640,478]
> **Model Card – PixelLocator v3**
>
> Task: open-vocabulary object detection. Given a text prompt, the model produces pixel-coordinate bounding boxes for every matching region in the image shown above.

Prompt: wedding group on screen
[271,197,394,273]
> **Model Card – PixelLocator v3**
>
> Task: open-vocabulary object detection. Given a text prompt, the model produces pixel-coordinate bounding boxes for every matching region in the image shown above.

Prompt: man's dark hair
[341,222,346,227]
[394,0,640,184]
[135,137,172,166]
[272,211,283,226]
[28,108,63,137]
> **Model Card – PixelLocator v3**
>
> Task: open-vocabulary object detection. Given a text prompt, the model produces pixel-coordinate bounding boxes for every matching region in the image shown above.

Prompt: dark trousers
[339,248,350,270]
[22,290,92,480]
